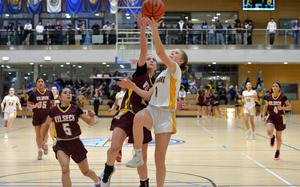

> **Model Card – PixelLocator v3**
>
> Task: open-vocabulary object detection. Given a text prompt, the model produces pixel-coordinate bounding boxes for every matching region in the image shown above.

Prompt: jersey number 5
[62,123,72,136]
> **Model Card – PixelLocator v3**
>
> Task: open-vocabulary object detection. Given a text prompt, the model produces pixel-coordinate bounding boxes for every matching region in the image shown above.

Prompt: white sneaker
[126,149,144,168]
[246,130,251,139]
[4,133,8,139]
[43,144,49,155]
[250,132,256,140]
[100,170,114,187]
[37,150,43,160]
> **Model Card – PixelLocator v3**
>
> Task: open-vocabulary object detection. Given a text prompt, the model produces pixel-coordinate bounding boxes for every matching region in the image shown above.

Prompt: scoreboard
[243,0,275,10]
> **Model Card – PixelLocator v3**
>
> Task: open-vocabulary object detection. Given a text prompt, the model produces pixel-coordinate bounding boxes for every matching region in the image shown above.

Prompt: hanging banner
[0,0,4,14]
[47,0,61,13]
[6,0,24,14]
[106,0,122,14]
[66,0,82,14]
[27,0,42,14]
[124,0,141,14]
[85,0,101,13]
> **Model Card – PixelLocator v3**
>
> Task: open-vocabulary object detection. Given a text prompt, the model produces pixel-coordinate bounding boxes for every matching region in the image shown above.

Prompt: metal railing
[0,28,299,46]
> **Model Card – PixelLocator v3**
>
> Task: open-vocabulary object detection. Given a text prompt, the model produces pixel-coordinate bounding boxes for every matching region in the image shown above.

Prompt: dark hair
[271,82,281,93]
[179,49,188,72]
[35,77,44,83]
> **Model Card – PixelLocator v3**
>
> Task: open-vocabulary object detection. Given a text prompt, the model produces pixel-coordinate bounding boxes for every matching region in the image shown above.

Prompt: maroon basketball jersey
[265,93,288,116]
[29,89,54,116]
[49,104,84,140]
[120,64,154,114]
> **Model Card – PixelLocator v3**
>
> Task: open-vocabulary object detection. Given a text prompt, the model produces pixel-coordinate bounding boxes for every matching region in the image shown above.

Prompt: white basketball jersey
[149,64,182,110]
[2,95,20,113]
[242,90,256,108]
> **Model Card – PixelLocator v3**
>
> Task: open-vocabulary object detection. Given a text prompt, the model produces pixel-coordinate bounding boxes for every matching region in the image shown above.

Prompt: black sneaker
[140,178,149,187]
[274,150,280,160]
[270,135,275,147]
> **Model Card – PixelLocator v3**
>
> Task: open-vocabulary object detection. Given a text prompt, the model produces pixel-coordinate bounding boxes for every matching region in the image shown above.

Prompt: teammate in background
[119,17,188,187]
[27,78,54,160]
[234,90,243,118]
[242,82,257,139]
[1,88,22,140]
[108,88,126,163]
[196,88,205,120]
[99,16,157,187]
[263,82,291,160]
[52,86,60,106]
[45,87,100,187]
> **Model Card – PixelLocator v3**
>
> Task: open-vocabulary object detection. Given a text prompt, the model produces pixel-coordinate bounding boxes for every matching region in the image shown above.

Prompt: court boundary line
[241,153,295,187]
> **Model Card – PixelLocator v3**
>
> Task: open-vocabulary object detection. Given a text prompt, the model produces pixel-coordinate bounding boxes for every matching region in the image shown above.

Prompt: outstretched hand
[137,14,147,29]
[144,17,160,30]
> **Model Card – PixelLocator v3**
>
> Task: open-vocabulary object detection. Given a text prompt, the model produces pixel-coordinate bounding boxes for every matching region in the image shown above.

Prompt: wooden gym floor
[0,115,300,187]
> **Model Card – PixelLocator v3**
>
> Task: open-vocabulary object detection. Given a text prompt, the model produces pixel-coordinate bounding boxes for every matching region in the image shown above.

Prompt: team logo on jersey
[82,137,185,147]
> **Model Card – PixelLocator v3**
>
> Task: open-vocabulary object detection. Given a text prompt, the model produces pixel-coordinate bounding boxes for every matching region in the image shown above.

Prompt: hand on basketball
[144,17,159,30]
[117,79,135,90]
[137,14,147,29]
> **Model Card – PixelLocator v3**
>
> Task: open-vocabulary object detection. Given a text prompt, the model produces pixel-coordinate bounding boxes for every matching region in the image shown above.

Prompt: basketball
[142,0,165,20]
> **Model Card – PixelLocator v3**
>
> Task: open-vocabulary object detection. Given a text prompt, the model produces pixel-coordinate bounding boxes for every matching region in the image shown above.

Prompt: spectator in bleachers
[247,20,253,45]
[218,85,228,105]
[36,22,44,45]
[215,21,224,45]
[266,18,277,45]
[235,19,243,45]
[208,22,215,44]
[6,22,15,45]
[15,23,24,45]
[158,19,167,44]
[23,21,32,45]
[292,20,299,45]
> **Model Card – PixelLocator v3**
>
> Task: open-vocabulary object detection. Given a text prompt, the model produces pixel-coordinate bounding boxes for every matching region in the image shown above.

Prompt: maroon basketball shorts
[266,115,286,131]
[111,111,152,144]
[53,138,87,163]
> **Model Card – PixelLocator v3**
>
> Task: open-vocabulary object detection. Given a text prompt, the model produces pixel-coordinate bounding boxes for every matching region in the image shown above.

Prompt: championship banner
[106,0,122,14]
[66,0,82,14]
[27,0,42,14]
[6,0,24,14]
[85,0,101,13]
[0,0,4,14]
[124,0,141,14]
[47,0,61,13]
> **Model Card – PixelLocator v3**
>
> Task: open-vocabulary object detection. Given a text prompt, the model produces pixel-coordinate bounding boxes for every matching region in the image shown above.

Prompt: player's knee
[81,169,90,176]
[108,145,121,154]
[61,166,70,175]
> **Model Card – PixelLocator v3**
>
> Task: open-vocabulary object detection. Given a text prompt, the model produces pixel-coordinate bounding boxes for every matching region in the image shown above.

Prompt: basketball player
[27,78,54,160]
[1,88,22,139]
[196,89,205,120]
[263,82,291,160]
[242,82,257,139]
[45,87,100,187]
[118,17,188,187]
[99,16,157,187]
[52,86,60,106]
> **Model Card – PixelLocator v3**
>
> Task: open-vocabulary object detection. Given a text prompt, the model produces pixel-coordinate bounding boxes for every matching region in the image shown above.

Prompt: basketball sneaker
[270,135,275,147]
[250,132,255,140]
[43,144,49,155]
[274,150,280,160]
[93,177,101,187]
[126,149,144,168]
[37,150,43,160]
[140,178,149,187]
[246,129,251,139]
[4,133,8,139]
[100,164,115,187]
